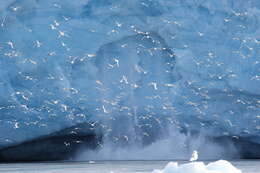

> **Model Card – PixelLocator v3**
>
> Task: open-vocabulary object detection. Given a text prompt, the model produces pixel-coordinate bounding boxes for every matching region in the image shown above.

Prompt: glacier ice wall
[0,0,259,158]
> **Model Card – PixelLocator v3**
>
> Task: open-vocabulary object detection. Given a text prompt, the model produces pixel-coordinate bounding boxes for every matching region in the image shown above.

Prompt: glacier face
[0,0,259,159]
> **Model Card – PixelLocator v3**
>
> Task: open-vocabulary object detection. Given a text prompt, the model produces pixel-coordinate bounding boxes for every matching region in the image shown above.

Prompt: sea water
[0,160,259,173]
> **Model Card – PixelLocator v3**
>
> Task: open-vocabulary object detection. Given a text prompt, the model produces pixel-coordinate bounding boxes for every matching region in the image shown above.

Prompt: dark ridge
[0,123,102,162]
[181,127,260,159]
[211,136,260,159]
[1,122,260,162]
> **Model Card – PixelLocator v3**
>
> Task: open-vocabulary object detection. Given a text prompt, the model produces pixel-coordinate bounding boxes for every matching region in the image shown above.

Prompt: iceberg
[0,0,259,161]
[152,160,242,173]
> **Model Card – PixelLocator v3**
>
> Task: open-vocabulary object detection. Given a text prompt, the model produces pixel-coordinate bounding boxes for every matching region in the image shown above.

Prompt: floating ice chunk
[207,160,241,173]
[152,160,242,173]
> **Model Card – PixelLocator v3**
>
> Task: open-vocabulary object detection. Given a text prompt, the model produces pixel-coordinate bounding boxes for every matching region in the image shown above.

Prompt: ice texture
[0,0,259,154]
[152,160,242,173]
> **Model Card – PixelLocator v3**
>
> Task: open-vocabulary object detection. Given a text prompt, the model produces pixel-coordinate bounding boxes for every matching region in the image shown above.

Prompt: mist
[75,126,238,161]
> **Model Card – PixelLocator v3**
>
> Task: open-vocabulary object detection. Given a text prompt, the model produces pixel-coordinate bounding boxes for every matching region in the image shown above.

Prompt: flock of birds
[0,1,259,152]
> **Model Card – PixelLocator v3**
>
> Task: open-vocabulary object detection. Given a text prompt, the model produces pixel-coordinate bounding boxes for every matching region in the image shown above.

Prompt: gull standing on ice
[190,150,198,162]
